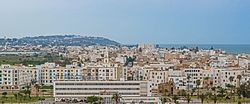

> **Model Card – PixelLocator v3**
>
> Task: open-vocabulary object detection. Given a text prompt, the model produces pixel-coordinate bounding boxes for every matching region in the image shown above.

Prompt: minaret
[104,46,109,63]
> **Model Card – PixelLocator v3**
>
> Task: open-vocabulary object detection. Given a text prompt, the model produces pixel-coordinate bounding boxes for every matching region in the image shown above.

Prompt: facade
[183,68,203,89]
[0,64,32,90]
[168,69,187,90]
[39,63,82,85]
[82,66,118,81]
[53,80,159,103]
[148,70,168,90]
[217,68,245,88]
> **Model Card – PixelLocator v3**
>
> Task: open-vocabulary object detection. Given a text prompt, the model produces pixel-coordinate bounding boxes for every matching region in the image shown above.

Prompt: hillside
[0,35,120,46]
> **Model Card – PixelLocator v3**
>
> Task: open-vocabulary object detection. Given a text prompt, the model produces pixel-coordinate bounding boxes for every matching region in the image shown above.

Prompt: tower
[104,47,109,63]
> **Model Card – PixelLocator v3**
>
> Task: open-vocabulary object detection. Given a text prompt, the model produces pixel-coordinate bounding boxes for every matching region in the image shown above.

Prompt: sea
[158,44,250,54]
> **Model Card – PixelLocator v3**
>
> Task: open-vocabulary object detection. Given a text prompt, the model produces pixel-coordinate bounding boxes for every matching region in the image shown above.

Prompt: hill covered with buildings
[0,35,120,46]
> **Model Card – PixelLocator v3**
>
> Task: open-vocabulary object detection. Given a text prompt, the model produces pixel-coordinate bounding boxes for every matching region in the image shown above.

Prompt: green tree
[160,97,167,104]
[196,79,201,97]
[86,96,99,104]
[211,94,218,104]
[229,76,235,96]
[187,75,191,92]
[13,93,18,101]
[177,89,187,96]
[22,85,31,100]
[237,75,242,88]
[2,92,7,99]
[172,95,179,104]
[211,87,217,96]
[237,81,250,98]
[18,93,23,102]
[112,93,122,104]
[229,76,234,85]
[191,88,196,97]
[199,93,206,104]
[161,96,172,103]
[184,94,191,104]
[226,84,235,95]
[217,87,226,97]
[24,89,31,99]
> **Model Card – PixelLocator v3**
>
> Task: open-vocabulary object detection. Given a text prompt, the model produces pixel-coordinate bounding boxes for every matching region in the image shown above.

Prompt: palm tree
[172,95,179,104]
[21,85,30,100]
[160,97,167,104]
[34,84,41,97]
[112,93,122,104]
[196,79,201,97]
[199,93,206,104]
[24,89,31,99]
[191,88,196,97]
[226,84,235,96]
[161,92,172,103]
[187,75,191,92]
[229,76,235,96]
[210,87,218,104]
[13,93,18,102]
[17,92,23,102]
[177,89,187,96]
[184,94,191,104]
[203,77,210,89]
[211,87,216,95]
[237,75,242,88]
[229,76,234,86]
[218,87,226,97]
[211,94,218,104]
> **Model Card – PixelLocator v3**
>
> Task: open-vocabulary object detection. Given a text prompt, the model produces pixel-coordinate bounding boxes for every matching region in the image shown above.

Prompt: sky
[0,0,250,44]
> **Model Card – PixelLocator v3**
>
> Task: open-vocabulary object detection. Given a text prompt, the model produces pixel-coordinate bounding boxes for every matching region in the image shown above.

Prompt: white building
[97,67,117,81]
[215,68,245,88]
[148,70,168,90]
[0,65,32,90]
[53,80,160,103]
[168,69,187,90]
[183,68,203,89]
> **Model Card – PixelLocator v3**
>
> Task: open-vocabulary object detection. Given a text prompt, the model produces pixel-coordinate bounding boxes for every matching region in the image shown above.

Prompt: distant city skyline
[0,0,250,44]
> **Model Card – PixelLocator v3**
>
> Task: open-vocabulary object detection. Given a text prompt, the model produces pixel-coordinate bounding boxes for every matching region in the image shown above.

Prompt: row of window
[55,83,140,85]
[185,70,201,72]
[43,70,80,72]
[55,88,140,90]
[56,93,139,95]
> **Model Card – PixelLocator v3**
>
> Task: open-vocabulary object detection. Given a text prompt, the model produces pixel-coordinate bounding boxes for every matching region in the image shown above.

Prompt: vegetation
[2,92,7,99]
[112,93,122,104]
[168,79,250,104]
[172,95,179,104]
[86,96,102,104]
[41,85,53,89]
[196,79,201,97]
[184,94,191,104]
[0,91,51,103]
[199,93,206,104]
[0,54,71,66]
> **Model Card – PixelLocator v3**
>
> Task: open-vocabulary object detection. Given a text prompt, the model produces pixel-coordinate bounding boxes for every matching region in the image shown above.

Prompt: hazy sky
[0,0,250,44]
